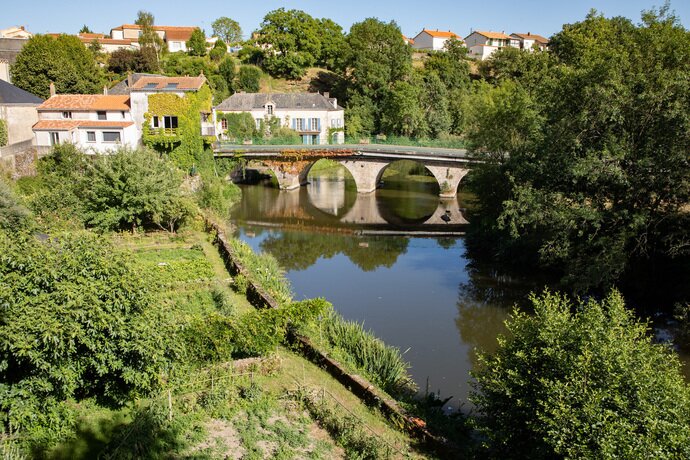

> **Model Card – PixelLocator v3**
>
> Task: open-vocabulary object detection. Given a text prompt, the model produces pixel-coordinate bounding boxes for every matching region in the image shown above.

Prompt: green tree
[255,8,322,79]
[237,65,262,92]
[11,34,104,99]
[218,56,236,92]
[107,47,158,75]
[82,149,192,232]
[211,16,243,44]
[380,80,426,137]
[0,179,31,231]
[79,24,92,34]
[467,7,690,291]
[317,18,345,69]
[220,112,256,140]
[472,290,690,459]
[209,38,227,61]
[419,71,451,137]
[424,37,470,91]
[135,10,164,56]
[186,28,207,57]
[0,231,170,431]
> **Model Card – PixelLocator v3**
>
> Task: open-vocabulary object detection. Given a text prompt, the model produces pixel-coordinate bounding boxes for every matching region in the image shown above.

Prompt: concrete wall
[0,105,39,144]
[411,32,434,50]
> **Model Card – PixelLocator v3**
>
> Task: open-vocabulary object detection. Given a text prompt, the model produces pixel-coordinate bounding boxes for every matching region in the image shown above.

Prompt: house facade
[465,30,520,60]
[32,91,137,153]
[78,33,138,52]
[510,33,549,51]
[0,79,42,151]
[411,29,462,51]
[110,25,197,52]
[214,93,345,145]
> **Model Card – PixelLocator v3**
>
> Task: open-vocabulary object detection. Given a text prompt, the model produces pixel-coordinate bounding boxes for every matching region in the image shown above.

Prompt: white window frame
[49,132,60,145]
[97,111,107,120]
[86,131,96,143]
[102,131,121,143]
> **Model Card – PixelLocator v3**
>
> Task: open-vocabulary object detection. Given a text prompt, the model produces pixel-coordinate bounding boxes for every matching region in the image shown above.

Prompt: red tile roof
[470,30,514,40]
[511,33,549,44]
[130,76,206,91]
[33,120,134,131]
[38,95,131,111]
[421,29,461,39]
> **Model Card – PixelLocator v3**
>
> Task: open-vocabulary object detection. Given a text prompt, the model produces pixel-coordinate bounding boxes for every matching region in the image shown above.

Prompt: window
[221,119,228,130]
[163,116,178,129]
[49,132,60,145]
[165,83,179,89]
[266,104,274,115]
[103,131,121,143]
[310,118,319,131]
[144,83,158,90]
[295,118,305,131]
[152,116,159,128]
[97,111,106,120]
[255,118,262,130]
[121,111,126,119]
[331,118,342,128]
[62,111,72,119]
[86,131,96,142]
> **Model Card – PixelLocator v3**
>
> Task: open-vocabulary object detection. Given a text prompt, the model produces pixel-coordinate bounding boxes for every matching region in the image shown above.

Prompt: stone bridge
[214,144,477,198]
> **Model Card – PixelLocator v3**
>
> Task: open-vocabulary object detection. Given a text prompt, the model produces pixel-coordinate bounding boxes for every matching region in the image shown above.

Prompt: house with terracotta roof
[510,32,549,51]
[214,92,344,145]
[402,34,414,46]
[464,30,521,60]
[77,32,139,53]
[110,24,198,52]
[411,29,463,51]
[32,86,137,153]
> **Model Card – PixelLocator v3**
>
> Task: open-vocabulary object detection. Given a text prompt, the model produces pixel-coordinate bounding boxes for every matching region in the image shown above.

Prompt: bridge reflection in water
[231,174,469,236]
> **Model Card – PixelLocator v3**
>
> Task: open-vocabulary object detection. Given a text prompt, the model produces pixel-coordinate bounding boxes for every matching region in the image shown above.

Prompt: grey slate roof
[215,92,342,112]
[0,79,43,105]
[108,73,165,95]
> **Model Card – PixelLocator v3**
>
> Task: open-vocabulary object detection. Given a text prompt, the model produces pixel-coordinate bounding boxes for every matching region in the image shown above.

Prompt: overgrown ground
[39,230,434,459]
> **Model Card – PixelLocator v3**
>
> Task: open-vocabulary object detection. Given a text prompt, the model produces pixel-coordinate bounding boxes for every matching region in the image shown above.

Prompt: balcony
[201,126,216,136]
[149,127,179,136]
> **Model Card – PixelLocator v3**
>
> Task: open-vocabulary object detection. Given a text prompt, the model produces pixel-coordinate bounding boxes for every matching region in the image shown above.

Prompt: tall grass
[320,311,416,397]
[227,238,294,306]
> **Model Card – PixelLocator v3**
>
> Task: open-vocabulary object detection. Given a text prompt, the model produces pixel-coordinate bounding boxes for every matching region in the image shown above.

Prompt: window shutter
[291,118,295,130]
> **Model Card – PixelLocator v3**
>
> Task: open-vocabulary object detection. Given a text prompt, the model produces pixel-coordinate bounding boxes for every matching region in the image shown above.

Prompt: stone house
[0,79,42,155]
[213,92,345,145]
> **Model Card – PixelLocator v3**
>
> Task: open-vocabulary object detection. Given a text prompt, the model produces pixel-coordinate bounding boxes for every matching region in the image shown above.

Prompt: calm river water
[230,169,545,411]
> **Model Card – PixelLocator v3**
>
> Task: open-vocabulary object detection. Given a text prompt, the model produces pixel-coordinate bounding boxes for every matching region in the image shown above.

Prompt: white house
[0,79,42,150]
[77,33,139,53]
[465,30,520,60]
[110,24,198,53]
[510,32,549,52]
[33,89,137,153]
[411,29,463,51]
[214,92,345,145]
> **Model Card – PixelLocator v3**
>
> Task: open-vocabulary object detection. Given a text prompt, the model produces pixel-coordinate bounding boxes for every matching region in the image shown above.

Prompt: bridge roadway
[213,144,476,198]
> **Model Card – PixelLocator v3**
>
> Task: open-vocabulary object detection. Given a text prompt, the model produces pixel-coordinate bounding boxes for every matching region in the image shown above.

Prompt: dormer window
[266,104,274,115]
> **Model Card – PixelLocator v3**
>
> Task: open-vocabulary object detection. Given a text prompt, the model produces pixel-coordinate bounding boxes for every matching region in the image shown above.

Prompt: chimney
[323,91,329,99]
[332,98,337,109]
[528,32,531,36]
[49,82,56,97]
[127,72,133,89]
[103,85,108,95]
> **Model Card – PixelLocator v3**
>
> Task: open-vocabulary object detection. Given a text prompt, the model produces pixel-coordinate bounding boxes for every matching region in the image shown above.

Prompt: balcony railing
[201,126,216,136]
[149,127,179,136]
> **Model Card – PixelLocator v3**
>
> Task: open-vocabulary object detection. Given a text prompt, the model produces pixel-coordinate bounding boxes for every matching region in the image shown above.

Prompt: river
[229,164,547,411]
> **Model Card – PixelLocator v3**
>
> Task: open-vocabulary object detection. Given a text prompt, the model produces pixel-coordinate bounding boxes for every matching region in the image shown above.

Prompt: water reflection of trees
[259,230,409,272]
[455,262,540,368]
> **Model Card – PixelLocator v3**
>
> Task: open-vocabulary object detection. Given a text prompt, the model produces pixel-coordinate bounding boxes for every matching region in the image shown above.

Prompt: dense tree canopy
[212,16,243,44]
[11,34,104,99]
[472,290,690,458]
[186,28,207,57]
[466,7,690,291]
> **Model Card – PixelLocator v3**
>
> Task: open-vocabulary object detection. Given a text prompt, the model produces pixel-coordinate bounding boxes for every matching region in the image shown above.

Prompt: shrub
[0,179,31,232]
[0,231,170,432]
[82,149,192,232]
[237,65,262,93]
[472,290,690,459]
[0,120,7,147]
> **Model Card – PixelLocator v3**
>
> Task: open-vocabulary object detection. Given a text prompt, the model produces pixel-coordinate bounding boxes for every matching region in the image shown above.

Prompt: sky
[4,0,689,40]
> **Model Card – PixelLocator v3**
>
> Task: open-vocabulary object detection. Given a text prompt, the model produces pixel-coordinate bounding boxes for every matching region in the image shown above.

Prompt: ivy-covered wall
[142,85,213,171]
[0,120,7,147]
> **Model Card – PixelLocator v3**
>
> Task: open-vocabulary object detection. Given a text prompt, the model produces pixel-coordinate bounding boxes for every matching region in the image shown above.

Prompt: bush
[472,290,690,459]
[209,39,227,61]
[0,179,31,232]
[0,231,170,432]
[0,120,7,147]
[237,65,262,93]
[196,174,241,217]
[82,149,193,232]
[220,112,256,141]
